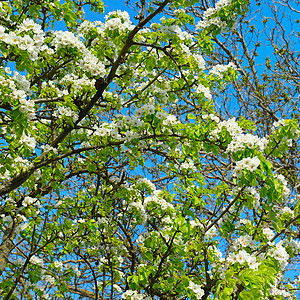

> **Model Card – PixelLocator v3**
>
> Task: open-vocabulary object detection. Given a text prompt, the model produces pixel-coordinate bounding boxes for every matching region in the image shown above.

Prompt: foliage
[0,0,299,299]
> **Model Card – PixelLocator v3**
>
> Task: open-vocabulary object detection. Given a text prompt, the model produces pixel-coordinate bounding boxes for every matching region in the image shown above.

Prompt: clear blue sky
[87,0,136,22]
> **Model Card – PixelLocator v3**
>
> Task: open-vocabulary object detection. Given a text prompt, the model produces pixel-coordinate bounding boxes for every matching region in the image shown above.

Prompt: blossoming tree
[0,0,299,299]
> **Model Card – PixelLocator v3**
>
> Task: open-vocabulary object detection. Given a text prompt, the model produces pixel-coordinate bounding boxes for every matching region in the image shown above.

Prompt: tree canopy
[0,0,300,299]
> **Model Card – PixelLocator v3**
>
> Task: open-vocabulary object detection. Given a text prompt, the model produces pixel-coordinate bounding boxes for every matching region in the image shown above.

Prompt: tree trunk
[0,221,17,275]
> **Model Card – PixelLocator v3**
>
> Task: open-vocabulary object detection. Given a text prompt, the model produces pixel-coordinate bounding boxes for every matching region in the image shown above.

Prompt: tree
[0,0,299,298]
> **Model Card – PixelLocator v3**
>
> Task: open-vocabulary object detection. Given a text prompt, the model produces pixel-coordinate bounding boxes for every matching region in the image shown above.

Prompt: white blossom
[233,156,260,176]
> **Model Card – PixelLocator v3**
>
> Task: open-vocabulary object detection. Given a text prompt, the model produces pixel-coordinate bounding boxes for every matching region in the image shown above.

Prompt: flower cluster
[208,245,224,263]
[272,119,287,129]
[43,275,55,285]
[228,250,259,270]
[13,72,31,94]
[53,106,78,123]
[163,114,178,126]
[151,20,194,43]
[78,20,96,36]
[284,238,300,255]
[180,158,196,171]
[172,25,194,41]
[188,281,205,299]
[0,167,10,181]
[125,115,143,128]
[78,52,106,77]
[193,53,206,69]
[210,117,243,138]
[270,286,291,298]
[144,190,174,210]
[13,156,33,171]
[19,99,35,120]
[209,62,237,78]
[195,84,212,99]
[135,177,156,193]
[54,261,63,271]
[22,196,40,208]
[64,263,81,277]
[20,133,36,149]
[52,31,85,51]
[128,201,147,223]
[233,156,260,177]
[41,144,58,154]
[30,255,44,267]
[59,74,95,95]
[51,30,106,78]
[262,227,275,240]
[103,10,134,32]
[0,18,44,60]
[226,133,268,152]
[134,104,155,117]
[122,290,151,300]
[232,235,256,249]
[196,0,232,29]
[84,107,179,146]
[202,113,219,122]
[268,242,289,270]
[0,75,35,120]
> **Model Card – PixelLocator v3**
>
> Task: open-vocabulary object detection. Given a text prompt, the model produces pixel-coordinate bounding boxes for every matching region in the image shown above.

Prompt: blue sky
[86,0,135,23]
